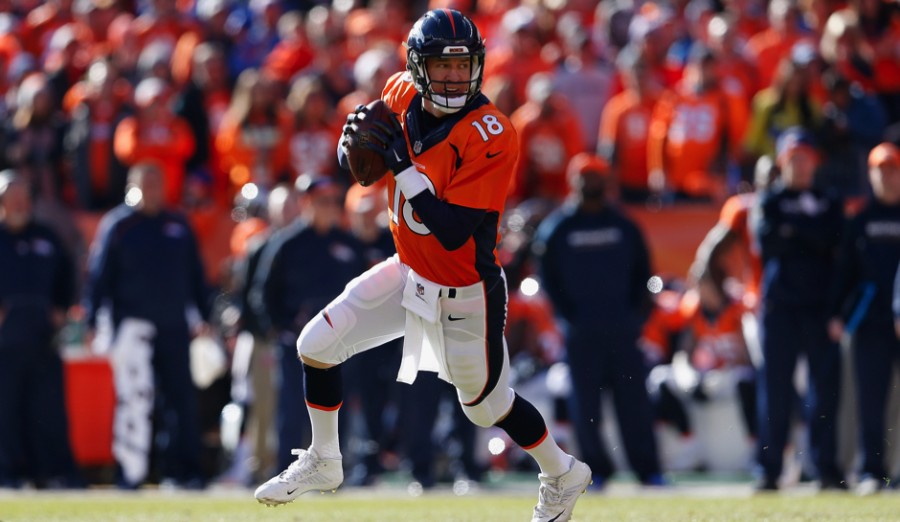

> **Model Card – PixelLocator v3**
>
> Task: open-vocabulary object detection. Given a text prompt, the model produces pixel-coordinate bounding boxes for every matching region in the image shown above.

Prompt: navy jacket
[251,221,366,335]
[84,204,211,328]
[828,200,900,329]
[755,184,843,307]
[0,220,75,346]
[533,203,652,336]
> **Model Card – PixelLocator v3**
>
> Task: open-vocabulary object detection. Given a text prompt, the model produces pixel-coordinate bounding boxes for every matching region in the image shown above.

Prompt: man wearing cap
[249,175,365,472]
[0,170,81,488]
[533,153,664,488]
[827,142,900,495]
[752,127,845,491]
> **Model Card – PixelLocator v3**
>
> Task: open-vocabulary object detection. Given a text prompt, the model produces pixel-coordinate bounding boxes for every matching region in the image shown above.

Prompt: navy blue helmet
[405,9,485,113]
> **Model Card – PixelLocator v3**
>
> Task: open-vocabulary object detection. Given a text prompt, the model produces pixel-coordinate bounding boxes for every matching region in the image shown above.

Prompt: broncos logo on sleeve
[380,71,518,287]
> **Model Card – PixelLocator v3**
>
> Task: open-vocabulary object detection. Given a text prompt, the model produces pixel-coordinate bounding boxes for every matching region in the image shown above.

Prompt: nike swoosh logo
[486,151,501,159]
[448,315,465,321]
[286,488,298,495]
[548,511,566,522]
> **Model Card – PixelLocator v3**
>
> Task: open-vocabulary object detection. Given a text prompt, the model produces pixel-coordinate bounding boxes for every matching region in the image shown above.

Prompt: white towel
[397,270,449,384]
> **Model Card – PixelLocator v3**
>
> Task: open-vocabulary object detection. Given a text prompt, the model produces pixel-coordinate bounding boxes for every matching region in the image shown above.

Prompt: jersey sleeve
[442,108,518,212]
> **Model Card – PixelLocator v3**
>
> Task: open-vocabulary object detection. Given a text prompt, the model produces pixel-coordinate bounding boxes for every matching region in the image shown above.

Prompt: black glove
[340,104,367,151]
[365,115,413,174]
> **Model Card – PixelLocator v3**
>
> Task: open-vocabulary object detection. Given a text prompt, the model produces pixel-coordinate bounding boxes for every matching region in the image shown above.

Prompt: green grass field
[1,488,899,522]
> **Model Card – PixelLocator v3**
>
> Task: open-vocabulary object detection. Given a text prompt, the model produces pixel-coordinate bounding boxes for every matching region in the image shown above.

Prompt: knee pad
[296,304,356,362]
[460,383,515,427]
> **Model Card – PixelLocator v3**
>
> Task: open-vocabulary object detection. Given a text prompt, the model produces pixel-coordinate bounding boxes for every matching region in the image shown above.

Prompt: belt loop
[448,288,457,299]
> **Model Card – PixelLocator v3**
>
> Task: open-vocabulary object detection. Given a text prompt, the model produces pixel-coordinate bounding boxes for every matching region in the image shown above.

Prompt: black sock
[303,363,343,408]
[494,394,547,449]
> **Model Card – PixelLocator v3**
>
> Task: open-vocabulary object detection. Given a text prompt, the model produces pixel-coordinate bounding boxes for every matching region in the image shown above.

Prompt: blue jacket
[533,203,652,336]
[84,204,211,328]
[755,184,843,307]
[251,221,366,335]
[0,220,75,346]
[828,200,900,329]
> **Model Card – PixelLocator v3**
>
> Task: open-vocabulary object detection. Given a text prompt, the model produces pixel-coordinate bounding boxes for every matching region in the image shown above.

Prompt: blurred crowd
[1,0,900,497]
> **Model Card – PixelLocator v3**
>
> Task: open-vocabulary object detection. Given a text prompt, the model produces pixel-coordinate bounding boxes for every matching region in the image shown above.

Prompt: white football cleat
[531,457,592,522]
[254,448,343,506]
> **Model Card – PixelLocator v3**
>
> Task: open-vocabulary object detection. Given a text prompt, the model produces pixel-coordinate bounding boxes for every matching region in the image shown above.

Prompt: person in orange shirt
[646,269,756,454]
[113,77,195,207]
[598,47,662,203]
[215,69,291,199]
[482,5,553,109]
[707,13,760,105]
[130,0,199,50]
[647,45,742,202]
[746,0,813,89]
[509,73,585,205]
[261,11,314,87]
[255,10,592,520]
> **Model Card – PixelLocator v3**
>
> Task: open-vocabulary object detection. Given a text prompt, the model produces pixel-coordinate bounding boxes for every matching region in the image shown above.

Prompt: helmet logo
[443,46,469,54]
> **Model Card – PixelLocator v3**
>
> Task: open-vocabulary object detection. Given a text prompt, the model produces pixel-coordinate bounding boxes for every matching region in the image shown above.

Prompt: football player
[254,9,591,521]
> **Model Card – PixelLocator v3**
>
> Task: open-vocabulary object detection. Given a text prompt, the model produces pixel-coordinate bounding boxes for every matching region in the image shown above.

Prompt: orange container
[63,353,116,466]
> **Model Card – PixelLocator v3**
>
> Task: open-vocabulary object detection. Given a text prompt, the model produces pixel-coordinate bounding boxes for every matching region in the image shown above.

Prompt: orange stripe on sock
[306,400,342,412]
[522,429,548,451]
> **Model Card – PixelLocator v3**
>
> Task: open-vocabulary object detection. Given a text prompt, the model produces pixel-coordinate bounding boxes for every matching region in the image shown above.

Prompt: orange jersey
[648,87,732,197]
[509,99,585,202]
[381,72,517,287]
[598,90,656,192]
[717,192,762,307]
[679,290,749,371]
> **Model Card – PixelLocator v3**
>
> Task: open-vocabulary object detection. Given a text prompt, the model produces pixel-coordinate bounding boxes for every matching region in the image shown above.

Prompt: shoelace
[280,449,315,480]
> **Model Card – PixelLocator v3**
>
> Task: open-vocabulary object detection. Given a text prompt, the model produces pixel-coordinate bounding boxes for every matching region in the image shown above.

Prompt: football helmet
[406,9,485,113]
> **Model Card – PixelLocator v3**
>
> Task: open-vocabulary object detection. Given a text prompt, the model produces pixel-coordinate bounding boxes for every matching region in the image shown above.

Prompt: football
[345,99,395,187]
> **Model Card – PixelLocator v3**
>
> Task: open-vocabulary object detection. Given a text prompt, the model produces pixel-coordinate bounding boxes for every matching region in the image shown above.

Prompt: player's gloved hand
[340,104,367,151]
[365,115,413,174]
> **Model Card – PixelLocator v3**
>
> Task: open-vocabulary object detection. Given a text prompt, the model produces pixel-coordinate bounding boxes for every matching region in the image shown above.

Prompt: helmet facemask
[408,47,484,114]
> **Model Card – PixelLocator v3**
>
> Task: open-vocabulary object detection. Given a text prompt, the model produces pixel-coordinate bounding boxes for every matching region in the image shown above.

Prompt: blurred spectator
[648,46,743,202]
[230,184,300,484]
[114,77,196,207]
[752,127,845,491]
[826,0,900,123]
[303,10,355,108]
[337,45,401,121]
[707,13,760,106]
[743,48,821,163]
[6,73,69,204]
[170,0,235,88]
[215,68,291,198]
[229,0,282,77]
[66,59,130,211]
[130,0,199,50]
[597,48,661,203]
[339,183,402,486]
[0,170,81,489]
[746,0,813,90]
[551,11,614,152]
[21,0,74,58]
[250,176,365,471]
[646,268,757,451]
[533,153,663,488]
[262,11,314,87]
[817,70,887,196]
[625,2,681,91]
[483,5,553,109]
[175,42,233,205]
[84,163,212,488]
[827,143,900,495]
[509,73,585,205]
[286,75,341,181]
[42,23,92,109]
